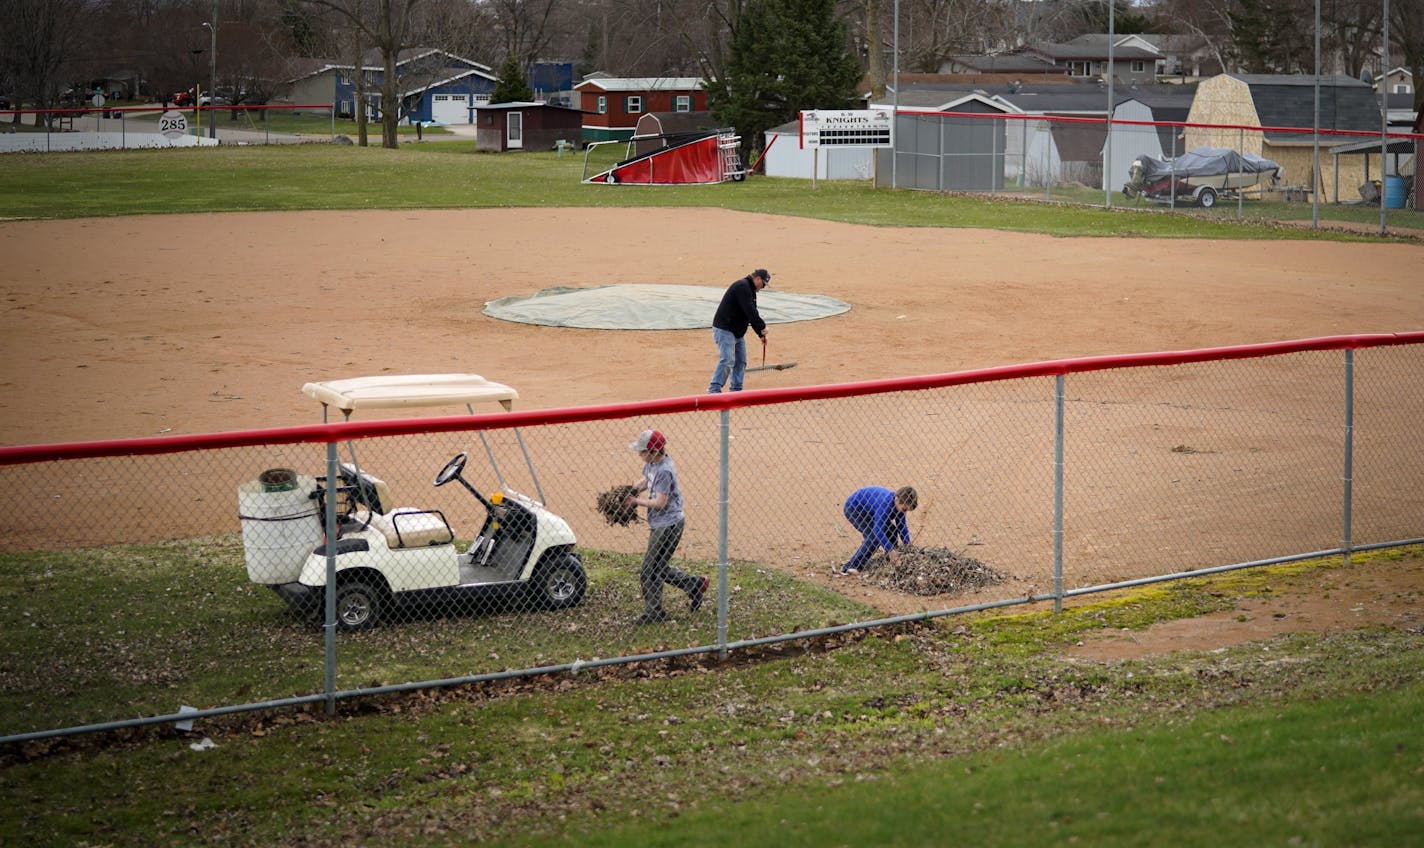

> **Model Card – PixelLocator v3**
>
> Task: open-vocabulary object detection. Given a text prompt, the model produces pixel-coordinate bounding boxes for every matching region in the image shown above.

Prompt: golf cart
[237,374,586,630]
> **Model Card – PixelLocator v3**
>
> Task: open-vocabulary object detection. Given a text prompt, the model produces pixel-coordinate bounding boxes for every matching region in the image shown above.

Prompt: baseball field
[2,146,1423,846]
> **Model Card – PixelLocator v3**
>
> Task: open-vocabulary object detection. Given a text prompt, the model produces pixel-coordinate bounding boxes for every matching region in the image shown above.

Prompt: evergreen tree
[491,55,534,104]
[707,0,862,166]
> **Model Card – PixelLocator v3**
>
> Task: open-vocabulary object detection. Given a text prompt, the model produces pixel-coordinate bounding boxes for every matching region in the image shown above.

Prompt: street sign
[159,110,188,139]
[91,93,106,108]
[799,109,893,149]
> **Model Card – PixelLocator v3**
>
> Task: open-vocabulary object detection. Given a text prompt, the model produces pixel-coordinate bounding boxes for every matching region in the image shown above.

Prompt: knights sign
[799,109,893,149]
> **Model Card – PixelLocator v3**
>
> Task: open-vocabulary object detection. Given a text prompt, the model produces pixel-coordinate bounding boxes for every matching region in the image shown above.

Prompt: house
[938,53,1067,77]
[1375,67,1414,96]
[286,48,497,124]
[1136,34,1223,82]
[1185,74,1385,202]
[1022,39,1160,85]
[940,39,1158,86]
[574,77,707,143]
[529,61,577,106]
[473,101,584,152]
[1066,33,1222,83]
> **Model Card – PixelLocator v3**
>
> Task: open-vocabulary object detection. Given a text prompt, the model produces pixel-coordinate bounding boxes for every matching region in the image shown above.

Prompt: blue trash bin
[1383,175,1406,209]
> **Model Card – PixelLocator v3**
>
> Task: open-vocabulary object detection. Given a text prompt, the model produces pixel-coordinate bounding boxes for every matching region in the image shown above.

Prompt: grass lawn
[1,142,1419,238]
[3,545,1422,846]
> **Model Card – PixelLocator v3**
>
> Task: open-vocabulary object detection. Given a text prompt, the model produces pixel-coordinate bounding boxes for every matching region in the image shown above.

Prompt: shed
[872,93,1013,191]
[1106,86,1197,189]
[762,120,875,180]
[474,101,585,152]
[1185,74,1383,203]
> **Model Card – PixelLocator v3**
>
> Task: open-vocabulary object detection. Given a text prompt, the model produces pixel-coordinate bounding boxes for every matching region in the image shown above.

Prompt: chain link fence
[0,104,338,152]
[873,109,1421,229]
[3,335,1422,742]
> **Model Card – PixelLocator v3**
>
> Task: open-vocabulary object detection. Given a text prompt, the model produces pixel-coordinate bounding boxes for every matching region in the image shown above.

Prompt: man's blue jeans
[708,327,747,393]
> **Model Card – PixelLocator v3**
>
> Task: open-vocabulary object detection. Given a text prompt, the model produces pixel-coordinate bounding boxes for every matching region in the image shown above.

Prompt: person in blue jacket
[707,268,770,393]
[839,485,918,575]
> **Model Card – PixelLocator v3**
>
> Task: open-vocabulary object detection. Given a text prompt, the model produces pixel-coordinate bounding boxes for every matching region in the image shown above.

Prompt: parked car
[172,91,193,107]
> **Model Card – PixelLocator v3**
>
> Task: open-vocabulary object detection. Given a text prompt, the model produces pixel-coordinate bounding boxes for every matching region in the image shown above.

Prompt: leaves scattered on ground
[859,545,1007,596]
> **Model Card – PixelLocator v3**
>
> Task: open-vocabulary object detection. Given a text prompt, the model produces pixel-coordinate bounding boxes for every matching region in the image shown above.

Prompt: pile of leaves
[595,485,639,526]
[862,545,1006,596]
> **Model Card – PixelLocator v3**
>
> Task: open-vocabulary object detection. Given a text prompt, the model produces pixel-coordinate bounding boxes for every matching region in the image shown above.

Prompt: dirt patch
[1064,554,1424,662]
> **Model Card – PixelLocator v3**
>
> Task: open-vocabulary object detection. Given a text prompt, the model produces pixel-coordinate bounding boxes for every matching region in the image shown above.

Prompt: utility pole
[202,6,217,139]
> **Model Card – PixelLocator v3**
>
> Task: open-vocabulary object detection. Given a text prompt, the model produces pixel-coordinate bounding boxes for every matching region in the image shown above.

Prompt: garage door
[432,94,470,125]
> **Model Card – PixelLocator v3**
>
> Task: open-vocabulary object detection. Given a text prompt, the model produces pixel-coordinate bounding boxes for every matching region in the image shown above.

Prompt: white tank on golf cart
[238,469,323,584]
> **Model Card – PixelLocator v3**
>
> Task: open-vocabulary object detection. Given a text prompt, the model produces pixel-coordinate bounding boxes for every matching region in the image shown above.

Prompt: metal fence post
[1237,126,1245,219]
[324,441,338,716]
[1343,349,1355,565]
[717,408,730,658]
[1053,375,1065,613]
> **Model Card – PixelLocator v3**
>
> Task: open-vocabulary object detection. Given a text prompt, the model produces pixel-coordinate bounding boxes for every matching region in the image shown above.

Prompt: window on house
[626,95,643,114]
[597,95,607,114]
[1131,60,1145,73]
[1069,61,1091,77]
[674,95,691,113]
[1395,83,1411,94]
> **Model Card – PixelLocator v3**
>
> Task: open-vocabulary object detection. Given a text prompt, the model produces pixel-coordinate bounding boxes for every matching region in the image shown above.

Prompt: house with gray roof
[940,39,1158,85]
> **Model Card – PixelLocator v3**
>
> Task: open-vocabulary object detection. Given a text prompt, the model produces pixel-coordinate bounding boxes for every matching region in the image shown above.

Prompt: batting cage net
[3,334,1422,741]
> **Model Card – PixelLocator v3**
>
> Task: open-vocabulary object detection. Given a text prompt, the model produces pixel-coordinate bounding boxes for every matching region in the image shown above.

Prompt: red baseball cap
[628,429,667,452]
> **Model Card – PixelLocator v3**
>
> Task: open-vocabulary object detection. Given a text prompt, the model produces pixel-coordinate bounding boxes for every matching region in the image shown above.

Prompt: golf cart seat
[367,508,455,549]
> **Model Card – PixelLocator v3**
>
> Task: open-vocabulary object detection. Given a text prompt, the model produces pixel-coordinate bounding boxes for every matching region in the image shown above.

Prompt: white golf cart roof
[303,373,547,505]
[302,373,519,413]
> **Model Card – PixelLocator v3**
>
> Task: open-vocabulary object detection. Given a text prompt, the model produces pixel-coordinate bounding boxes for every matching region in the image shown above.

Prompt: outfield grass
[1,142,1419,238]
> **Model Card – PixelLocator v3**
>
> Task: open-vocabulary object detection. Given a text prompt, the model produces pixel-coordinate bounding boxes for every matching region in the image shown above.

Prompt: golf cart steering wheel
[434,452,468,487]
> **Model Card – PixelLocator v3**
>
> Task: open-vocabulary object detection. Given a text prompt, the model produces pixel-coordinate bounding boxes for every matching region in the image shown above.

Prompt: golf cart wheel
[335,580,383,631]
[1197,186,1217,208]
[532,552,586,610]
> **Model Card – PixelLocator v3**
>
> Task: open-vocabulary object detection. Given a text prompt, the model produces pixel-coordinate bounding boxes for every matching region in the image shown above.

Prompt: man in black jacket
[708,268,770,393]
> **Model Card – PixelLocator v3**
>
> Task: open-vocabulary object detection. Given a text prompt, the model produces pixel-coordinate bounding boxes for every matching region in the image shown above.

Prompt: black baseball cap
[754,269,771,284]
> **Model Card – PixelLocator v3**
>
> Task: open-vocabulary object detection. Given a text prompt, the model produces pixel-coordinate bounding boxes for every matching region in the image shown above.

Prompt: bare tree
[0,0,95,124]
[1324,0,1382,79]
[303,0,422,147]
[484,0,562,69]
[1148,0,1237,73]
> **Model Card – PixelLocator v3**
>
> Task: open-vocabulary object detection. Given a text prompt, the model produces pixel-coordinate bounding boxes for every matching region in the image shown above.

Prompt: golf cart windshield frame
[302,373,545,505]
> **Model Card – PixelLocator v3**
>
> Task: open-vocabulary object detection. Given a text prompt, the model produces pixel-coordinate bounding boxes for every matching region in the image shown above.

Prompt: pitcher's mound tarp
[484,284,851,330]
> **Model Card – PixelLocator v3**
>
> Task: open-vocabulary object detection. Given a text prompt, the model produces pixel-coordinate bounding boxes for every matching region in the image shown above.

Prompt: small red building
[474,101,585,152]
[574,77,708,144]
